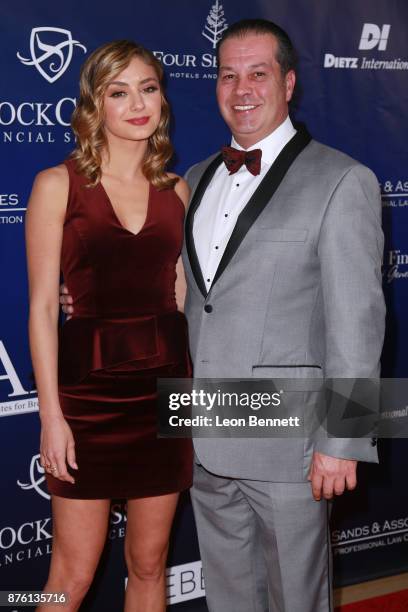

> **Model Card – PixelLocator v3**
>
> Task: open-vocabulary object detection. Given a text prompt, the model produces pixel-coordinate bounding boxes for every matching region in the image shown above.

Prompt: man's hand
[60,283,74,316]
[308,451,357,501]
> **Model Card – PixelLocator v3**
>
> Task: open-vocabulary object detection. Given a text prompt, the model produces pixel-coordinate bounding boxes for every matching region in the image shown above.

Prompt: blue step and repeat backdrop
[1,1,407,609]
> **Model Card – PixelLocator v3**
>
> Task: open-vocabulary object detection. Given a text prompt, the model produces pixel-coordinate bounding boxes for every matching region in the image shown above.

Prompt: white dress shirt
[193,116,297,291]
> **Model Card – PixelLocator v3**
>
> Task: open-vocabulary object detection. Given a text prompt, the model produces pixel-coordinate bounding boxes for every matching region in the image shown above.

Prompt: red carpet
[336,589,408,611]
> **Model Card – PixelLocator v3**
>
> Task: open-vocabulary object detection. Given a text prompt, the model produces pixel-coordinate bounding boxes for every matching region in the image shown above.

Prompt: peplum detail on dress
[58,310,188,384]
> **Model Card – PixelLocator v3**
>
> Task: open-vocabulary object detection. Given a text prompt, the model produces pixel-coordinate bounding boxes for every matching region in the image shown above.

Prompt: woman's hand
[60,283,74,317]
[40,414,78,484]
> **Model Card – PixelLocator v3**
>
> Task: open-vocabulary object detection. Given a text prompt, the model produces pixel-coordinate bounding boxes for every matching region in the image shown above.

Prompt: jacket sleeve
[314,164,385,461]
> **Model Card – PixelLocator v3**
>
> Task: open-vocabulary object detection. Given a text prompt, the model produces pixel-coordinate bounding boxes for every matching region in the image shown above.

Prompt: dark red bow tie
[221,146,262,176]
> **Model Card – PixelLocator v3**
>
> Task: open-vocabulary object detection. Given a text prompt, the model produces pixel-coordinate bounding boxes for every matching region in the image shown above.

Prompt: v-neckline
[99,180,152,237]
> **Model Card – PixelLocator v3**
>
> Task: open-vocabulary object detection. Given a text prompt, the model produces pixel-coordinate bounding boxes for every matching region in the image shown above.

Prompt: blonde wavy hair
[70,40,177,190]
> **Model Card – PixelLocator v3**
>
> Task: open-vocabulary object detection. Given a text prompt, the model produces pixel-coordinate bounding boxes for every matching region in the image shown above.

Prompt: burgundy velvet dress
[46,159,193,499]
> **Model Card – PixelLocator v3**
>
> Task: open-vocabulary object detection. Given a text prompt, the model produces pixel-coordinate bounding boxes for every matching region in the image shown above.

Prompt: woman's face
[102,56,162,143]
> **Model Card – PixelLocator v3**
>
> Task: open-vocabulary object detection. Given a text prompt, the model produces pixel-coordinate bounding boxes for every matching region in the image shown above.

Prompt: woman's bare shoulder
[167,173,190,209]
[34,163,69,190]
[28,164,69,216]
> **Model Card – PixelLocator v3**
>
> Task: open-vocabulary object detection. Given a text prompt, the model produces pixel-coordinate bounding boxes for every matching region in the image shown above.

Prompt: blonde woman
[26,40,193,612]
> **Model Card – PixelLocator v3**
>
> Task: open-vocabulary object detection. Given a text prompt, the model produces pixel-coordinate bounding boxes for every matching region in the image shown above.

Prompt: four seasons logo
[152,0,229,77]
[202,0,228,49]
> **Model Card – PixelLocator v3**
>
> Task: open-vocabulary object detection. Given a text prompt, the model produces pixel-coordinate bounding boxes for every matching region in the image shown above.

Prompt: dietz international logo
[358,23,390,51]
[324,22,408,71]
[153,0,229,79]
[17,27,87,83]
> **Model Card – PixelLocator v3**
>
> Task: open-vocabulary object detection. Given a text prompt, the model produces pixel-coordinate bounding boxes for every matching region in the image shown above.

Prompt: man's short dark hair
[217,18,297,75]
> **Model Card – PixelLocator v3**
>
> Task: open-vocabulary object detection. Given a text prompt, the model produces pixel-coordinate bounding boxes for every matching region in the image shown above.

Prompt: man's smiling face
[216,33,295,148]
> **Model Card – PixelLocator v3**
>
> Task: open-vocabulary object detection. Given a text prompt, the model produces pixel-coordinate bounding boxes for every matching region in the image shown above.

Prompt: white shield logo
[17,453,50,500]
[17,27,87,83]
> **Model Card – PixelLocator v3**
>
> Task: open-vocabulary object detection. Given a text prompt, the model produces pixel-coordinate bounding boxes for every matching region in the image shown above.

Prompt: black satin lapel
[211,128,312,288]
[185,154,223,297]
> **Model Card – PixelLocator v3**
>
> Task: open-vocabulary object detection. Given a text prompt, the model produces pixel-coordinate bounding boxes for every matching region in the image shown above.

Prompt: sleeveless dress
[46,159,193,499]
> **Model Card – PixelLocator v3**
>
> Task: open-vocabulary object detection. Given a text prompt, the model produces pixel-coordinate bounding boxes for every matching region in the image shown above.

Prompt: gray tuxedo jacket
[182,129,385,482]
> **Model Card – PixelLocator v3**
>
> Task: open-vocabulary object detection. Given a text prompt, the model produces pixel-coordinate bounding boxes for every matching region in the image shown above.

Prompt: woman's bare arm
[26,165,77,482]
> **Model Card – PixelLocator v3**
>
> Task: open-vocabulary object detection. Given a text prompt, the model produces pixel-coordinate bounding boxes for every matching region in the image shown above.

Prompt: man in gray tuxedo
[182,18,385,612]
